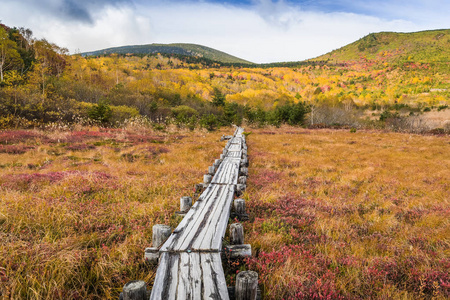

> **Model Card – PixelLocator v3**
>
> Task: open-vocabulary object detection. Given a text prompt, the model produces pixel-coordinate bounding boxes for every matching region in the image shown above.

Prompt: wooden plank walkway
[211,158,240,185]
[160,184,235,252]
[151,253,228,299]
[150,127,246,300]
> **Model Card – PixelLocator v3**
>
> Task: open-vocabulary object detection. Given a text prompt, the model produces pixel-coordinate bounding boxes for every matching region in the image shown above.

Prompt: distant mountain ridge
[81,29,450,66]
[81,43,252,64]
[311,29,450,64]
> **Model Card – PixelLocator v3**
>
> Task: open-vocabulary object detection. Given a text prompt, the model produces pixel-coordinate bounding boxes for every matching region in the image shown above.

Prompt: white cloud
[253,0,302,29]
[1,0,448,63]
[47,6,153,52]
[1,2,152,53]
[137,2,421,62]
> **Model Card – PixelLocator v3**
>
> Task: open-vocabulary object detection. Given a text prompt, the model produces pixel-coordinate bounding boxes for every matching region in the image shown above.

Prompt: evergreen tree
[88,99,112,124]
[212,87,225,107]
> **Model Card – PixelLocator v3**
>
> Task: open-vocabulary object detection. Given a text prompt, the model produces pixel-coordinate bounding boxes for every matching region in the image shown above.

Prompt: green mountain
[81,43,252,64]
[311,29,450,63]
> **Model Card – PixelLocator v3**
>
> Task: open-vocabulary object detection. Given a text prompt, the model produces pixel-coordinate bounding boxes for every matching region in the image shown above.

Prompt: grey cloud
[19,0,135,24]
[61,0,93,23]
[62,0,135,23]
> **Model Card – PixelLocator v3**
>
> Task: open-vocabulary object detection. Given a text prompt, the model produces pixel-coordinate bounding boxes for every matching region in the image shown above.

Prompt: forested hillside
[1,23,449,132]
[313,29,450,64]
[81,43,252,65]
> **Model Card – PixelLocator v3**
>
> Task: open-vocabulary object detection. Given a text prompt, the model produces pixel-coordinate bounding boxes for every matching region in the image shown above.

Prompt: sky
[1,0,449,63]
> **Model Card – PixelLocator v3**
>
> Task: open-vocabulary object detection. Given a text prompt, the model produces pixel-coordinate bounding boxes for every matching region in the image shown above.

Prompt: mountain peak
[81,43,252,64]
[311,29,450,64]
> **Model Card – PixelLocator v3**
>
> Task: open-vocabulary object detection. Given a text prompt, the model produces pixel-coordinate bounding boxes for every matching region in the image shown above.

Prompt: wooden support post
[236,184,246,197]
[228,286,262,300]
[220,154,225,159]
[122,280,147,300]
[146,224,171,263]
[240,157,249,167]
[152,224,171,248]
[238,176,247,185]
[240,167,248,176]
[230,223,244,245]
[179,196,192,213]
[208,166,215,175]
[144,247,159,264]
[236,271,258,300]
[194,183,206,198]
[204,174,212,184]
[233,198,249,221]
[234,198,246,215]
[226,244,252,259]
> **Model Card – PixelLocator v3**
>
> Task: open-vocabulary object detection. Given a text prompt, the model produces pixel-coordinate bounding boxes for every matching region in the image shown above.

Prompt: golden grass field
[0,126,226,299]
[243,127,449,299]
[0,126,449,299]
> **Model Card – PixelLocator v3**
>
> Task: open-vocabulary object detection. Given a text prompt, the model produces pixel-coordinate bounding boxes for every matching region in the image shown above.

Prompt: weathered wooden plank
[150,252,180,300]
[209,186,235,249]
[150,253,229,300]
[211,157,240,185]
[234,127,244,137]
[200,253,230,300]
[230,137,242,145]
[177,253,202,300]
[175,185,224,251]
[166,254,180,299]
[160,185,217,251]
[161,184,234,251]
[193,184,235,250]
[159,189,207,252]
[225,150,242,159]
[228,144,241,152]
[190,253,203,300]
[149,252,169,299]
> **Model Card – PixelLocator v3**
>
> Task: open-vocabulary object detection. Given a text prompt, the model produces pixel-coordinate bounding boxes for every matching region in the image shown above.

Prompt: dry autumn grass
[1,125,449,299]
[242,127,449,299]
[0,126,228,299]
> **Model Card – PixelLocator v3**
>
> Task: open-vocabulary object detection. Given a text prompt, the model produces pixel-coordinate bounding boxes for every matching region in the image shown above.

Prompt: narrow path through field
[150,127,246,300]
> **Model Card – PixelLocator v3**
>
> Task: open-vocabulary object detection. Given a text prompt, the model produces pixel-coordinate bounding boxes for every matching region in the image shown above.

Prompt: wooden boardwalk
[150,128,247,300]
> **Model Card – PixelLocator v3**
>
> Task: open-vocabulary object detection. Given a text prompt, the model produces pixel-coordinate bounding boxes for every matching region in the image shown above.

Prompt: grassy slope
[312,29,450,63]
[81,43,252,64]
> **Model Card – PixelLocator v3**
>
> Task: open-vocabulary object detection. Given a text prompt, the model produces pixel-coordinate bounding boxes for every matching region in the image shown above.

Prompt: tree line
[1,22,447,133]
[0,23,311,130]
